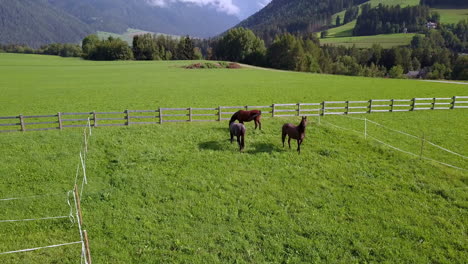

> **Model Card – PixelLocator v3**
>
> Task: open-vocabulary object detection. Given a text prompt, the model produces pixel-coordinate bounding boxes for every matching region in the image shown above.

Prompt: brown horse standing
[282,116,308,154]
[229,110,262,130]
[230,122,246,152]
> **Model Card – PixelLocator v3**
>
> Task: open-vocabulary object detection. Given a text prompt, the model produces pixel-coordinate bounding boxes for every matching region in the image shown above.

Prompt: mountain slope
[47,0,240,38]
[0,0,240,47]
[237,0,368,42]
[0,0,93,48]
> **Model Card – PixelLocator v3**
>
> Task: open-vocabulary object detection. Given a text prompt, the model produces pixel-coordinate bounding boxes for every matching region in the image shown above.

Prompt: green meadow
[324,0,466,49]
[0,54,467,263]
[434,9,468,24]
[321,33,418,48]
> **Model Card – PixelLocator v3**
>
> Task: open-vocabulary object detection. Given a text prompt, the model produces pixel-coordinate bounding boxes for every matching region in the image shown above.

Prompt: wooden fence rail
[1,96,467,133]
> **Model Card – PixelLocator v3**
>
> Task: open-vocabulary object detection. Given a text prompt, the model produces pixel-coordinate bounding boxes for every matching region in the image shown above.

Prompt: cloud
[257,0,271,8]
[146,0,240,15]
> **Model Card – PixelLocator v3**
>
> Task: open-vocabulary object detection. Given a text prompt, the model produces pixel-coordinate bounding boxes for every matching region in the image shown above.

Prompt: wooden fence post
[218,106,221,121]
[451,96,456,109]
[321,101,325,116]
[368,99,373,113]
[297,103,301,116]
[93,111,97,128]
[390,99,395,112]
[19,114,25,132]
[411,98,416,111]
[159,108,163,124]
[431,98,436,110]
[345,101,349,114]
[245,105,248,111]
[58,112,63,130]
[189,107,193,122]
[83,230,92,264]
[272,104,275,117]
[125,109,130,126]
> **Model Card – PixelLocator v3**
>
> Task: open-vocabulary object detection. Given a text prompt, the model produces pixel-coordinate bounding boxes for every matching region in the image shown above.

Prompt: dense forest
[353,4,433,36]
[420,0,468,8]
[236,0,368,44]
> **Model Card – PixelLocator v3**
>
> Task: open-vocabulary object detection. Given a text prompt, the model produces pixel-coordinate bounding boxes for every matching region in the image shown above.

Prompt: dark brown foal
[282,116,308,154]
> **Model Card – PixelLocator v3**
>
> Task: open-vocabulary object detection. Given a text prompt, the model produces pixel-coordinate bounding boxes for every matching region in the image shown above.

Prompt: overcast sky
[146,0,272,19]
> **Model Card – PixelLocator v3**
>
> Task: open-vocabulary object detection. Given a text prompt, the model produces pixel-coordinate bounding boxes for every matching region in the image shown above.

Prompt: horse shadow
[198,140,228,151]
[246,142,284,154]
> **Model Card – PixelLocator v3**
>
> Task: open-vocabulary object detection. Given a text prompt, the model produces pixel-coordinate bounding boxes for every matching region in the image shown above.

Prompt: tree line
[2,23,466,80]
[353,4,434,36]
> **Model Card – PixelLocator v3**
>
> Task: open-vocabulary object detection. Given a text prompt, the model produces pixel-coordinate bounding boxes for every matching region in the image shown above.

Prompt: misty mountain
[0,0,240,47]
[0,0,93,48]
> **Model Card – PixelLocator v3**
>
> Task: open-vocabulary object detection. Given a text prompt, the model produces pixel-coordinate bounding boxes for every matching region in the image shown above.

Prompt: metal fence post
[272,104,275,117]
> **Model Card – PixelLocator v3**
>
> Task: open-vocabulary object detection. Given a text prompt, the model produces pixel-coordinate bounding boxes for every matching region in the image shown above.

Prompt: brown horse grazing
[230,122,246,152]
[282,116,308,154]
[229,110,262,130]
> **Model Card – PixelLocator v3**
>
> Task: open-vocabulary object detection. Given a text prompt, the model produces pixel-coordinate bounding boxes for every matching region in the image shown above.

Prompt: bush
[389,65,404,78]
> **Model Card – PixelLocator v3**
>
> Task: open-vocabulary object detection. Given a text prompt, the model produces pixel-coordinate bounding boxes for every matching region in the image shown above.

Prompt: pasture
[321,33,418,48]
[0,54,467,263]
[433,9,468,24]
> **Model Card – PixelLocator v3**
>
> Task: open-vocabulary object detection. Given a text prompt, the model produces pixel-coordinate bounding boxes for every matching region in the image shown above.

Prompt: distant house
[406,71,421,78]
[426,22,437,29]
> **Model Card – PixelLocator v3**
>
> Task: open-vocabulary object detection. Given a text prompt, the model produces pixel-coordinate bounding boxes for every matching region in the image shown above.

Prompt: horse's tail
[229,111,239,125]
[251,110,262,119]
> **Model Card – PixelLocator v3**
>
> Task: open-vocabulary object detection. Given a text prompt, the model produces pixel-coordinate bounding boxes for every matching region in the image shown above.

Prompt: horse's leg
[237,136,242,152]
[288,137,291,149]
[297,139,301,154]
[254,120,258,130]
[241,134,245,152]
[282,132,286,147]
[258,119,261,130]
[230,131,234,143]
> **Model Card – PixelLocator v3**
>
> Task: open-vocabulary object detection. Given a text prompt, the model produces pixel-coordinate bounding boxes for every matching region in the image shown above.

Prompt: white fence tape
[0,241,82,255]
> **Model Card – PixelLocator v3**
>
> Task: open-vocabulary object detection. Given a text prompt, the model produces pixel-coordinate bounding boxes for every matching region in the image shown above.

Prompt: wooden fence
[1,96,467,133]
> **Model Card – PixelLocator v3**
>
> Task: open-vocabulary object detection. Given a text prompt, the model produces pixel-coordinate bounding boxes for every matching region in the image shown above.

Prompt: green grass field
[321,33,418,48]
[434,9,468,24]
[0,54,467,263]
[323,0,468,48]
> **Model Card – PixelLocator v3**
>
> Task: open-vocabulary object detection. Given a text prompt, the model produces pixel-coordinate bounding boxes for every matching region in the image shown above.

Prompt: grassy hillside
[0,54,467,263]
[321,33,418,48]
[325,0,421,46]
[434,9,468,24]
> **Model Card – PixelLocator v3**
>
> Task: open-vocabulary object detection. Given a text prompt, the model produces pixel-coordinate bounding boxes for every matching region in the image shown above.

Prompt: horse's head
[301,116,307,127]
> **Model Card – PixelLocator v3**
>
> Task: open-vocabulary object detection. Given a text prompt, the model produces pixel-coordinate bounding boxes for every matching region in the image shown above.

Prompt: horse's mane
[298,118,307,133]
[229,110,239,125]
